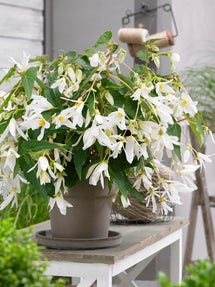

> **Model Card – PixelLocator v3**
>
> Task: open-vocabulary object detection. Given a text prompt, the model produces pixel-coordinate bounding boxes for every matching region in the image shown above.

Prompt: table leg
[170,229,182,284]
[97,265,112,287]
[114,254,157,287]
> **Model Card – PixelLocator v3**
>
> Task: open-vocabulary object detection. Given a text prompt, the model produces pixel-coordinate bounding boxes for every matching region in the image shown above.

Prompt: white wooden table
[32,217,188,287]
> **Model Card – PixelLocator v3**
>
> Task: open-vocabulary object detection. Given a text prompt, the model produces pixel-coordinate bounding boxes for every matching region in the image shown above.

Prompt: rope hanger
[118,3,178,57]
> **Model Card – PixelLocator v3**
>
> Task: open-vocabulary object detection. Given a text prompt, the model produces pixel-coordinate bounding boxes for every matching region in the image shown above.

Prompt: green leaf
[92,31,112,50]
[109,159,145,201]
[133,64,147,76]
[77,66,98,96]
[0,65,17,86]
[101,78,120,89]
[167,123,182,161]
[73,139,88,180]
[87,93,94,116]
[136,50,149,63]
[66,51,77,58]
[42,87,62,109]
[41,108,58,121]
[71,56,91,69]
[19,139,65,155]
[47,70,58,85]
[117,73,135,92]
[21,67,37,100]
[112,90,139,118]
[64,161,80,188]
[36,77,47,90]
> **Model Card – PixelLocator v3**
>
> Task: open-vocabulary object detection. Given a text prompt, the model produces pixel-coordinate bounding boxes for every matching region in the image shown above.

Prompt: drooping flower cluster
[0,31,213,215]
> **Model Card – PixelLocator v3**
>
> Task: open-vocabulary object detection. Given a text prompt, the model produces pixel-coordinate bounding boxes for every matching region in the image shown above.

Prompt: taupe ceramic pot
[50,180,115,239]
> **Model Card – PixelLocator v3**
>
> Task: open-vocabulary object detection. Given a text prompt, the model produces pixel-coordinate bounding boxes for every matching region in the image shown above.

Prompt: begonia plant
[0,31,212,215]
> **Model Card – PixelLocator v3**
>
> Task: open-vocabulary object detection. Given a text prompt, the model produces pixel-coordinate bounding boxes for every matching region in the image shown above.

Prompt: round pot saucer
[35,230,122,250]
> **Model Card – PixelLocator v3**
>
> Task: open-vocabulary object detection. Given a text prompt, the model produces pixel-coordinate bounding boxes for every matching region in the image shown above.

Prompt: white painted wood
[0,38,43,69]
[170,229,182,284]
[43,230,182,286]
[115,254,157,287]
[77,277,96,287]
[112,230,181,277]
[0,5,43,40]
[97,266,112,287]
[0,0,43,10]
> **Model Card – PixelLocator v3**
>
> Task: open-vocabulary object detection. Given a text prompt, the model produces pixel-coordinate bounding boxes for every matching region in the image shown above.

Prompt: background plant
[0,218,66,287]
[159,258,215,287]
[183,65,215,133]
[0,184,49,228]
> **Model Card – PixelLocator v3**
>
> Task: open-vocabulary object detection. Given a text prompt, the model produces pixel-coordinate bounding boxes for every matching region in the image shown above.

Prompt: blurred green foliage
[0,218,66,287]
[159,258,215,287]
[0,183,49,228]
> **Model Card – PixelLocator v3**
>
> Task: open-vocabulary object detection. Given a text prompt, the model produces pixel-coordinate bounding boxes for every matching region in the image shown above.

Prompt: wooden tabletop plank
[31,217,188,264]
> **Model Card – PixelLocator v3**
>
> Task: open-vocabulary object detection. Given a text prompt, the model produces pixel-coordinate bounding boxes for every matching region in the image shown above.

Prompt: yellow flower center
[183,99,188,105]
[118,112,123,118]
[76,102,82,107]
[159,84,164,89]
[58,116,64,121]
[39,119,45,126]
[159,129,164,136]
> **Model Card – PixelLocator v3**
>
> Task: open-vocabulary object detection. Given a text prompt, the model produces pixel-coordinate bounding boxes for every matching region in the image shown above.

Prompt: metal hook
[121,3,178,38]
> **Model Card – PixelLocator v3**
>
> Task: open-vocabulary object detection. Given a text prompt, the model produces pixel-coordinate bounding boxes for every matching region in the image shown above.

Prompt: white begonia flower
[171,52,180,63]
[140,84,154,99]
[70,101,84,127]
[49,192,73,215]
[25,95,53,117]
[179,92,198,117]
[9,51,30,72]
[124,136,142,164]
[131,89,141,101]
[121,194,131,208]
[21,114,50,141]
[83,118,113,150]
[177,164,200,191]
[54,176,67,195]
[53,162,64,173]
[150,126,179,159]
[117,48,127,63]
[51,77,67,93]
[28,156,56,185]
[109,135,125,159]
[133,172,153,190]
[196,152,215,170]
[150,99,174,127]
[3,101,15,111]
[184,144,192,163]
[89,53,100,67]
[0,174,27,210]
[145,188,160,213]
[1,147,20,173]
[52,108,76,129]
[105,92,114,106]
[155,80,175,97]
[86,161,110,189]
[108,108,127,130]
[159,198,173,215]
[131,84,154,102]
[67,67,76,82]
[0,118,28,144]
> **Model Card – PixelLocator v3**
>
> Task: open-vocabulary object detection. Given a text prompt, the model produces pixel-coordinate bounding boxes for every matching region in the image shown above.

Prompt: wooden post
[183,130,215,275]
